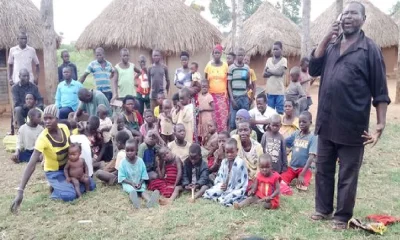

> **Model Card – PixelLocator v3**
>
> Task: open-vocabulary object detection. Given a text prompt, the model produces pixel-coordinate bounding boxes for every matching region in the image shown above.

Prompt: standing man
[55,66,83,119]
[309,2,390,230]
[80,47,114,101]
[8,32,40,86]
[263,41,287,115]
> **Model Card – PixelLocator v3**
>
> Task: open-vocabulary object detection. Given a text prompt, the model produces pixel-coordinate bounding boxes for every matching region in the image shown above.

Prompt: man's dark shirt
[309,31,391,146]
[12,82,43,108]
[58,62,78,82]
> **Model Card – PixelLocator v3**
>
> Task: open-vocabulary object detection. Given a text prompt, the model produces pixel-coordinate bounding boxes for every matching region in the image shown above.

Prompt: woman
[11,105,96,213]
[174,51,192,89]
[233,121,263,183]
[279,100,299,138]
[204,45,229,132]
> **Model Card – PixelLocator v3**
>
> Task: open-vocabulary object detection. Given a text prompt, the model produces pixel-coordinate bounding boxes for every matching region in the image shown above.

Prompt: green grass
[0,121,399,239]
[58,45,95,89]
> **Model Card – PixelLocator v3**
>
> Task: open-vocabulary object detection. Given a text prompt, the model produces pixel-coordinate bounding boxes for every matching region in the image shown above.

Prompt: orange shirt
[204,61,229,94]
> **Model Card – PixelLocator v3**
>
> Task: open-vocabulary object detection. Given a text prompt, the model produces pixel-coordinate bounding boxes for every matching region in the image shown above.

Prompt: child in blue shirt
[281,111,317,191]
[118,139,160,209]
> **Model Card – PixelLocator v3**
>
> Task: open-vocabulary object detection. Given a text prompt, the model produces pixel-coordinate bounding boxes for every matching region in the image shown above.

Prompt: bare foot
[188,198,195,203]
[233,202,241,210]
[159,198,171,206]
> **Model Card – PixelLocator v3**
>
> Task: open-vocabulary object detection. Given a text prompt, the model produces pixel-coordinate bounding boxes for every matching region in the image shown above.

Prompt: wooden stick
[191,187,195,199]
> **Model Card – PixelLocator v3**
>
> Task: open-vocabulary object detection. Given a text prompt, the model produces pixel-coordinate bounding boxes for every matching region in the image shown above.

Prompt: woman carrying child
[203,138,248,206]
[11,105,96,213]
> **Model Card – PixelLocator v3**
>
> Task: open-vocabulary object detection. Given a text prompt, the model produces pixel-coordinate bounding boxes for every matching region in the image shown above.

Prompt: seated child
[179,143,210,203]
[159,99,174,143]
[281,111,317,191]
[203,138,248,206]
[190,62,202,83]
[176,87,194,143]
[140,109,157,137]
[12,109,44,163]
[260,114,288,174]
[153,91,166,118]
[234,154,281,210]
[285,67,307,116]
[202,121,218,153]
[96,130,131,185]
[208,131,230,182]
[197,80,214,140]
[148,147,182,202]
[230,109,258,141]
[171,93,180,124]
[168,123,190,162]
[138,130,165,180]
[97,104,113,160]
[122,95,143,135]
[118,139,160,209]
[70,121,93,177]
[84,116,107,170]
[64,143,90,198]
[24,93,44,124]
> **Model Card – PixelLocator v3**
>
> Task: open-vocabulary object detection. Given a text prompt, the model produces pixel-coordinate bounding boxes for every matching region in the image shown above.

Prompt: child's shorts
[19,150,34,162]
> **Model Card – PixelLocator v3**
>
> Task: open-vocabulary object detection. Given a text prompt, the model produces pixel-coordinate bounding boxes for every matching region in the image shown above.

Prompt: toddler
[159,99,174,143]
[138,130,165,180]
[118,139,160,209]
[285,67,307,116]
[64,143,90,198]
[153,91,166,118]
[140,109,157,137]
[234,154,281,210]
[197,80,214,140]
[208,131,230,181]
[176,87,194,143]
[168,124,190,162]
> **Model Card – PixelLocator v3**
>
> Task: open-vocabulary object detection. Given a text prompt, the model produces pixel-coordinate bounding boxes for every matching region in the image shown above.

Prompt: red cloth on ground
[148,161,178,198]
[255,172,281,209]
[366,215,400,226]
[281,167,312,186]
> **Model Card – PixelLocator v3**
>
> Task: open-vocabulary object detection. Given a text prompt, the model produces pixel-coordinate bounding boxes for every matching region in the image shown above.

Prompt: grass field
[0,46,399,239]
[0,121,399,239]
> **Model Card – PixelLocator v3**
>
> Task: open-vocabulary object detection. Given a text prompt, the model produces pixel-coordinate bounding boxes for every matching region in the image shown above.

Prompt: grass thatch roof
[223,1,302,57]
[0,0,48,49]
[75,0,222,53]
[311,0,399,48]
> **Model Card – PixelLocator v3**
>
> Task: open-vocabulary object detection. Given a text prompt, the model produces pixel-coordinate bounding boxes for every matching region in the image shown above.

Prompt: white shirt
[249,106,277,133]
[8,45,40,84]
[70,135,93,177]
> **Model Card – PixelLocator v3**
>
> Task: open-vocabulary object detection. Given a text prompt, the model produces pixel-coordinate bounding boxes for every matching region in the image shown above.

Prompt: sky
[31,0,397,44]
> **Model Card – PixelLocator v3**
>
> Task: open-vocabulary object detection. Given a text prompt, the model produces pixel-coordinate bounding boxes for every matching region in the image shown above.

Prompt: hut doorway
[0,49,9,105]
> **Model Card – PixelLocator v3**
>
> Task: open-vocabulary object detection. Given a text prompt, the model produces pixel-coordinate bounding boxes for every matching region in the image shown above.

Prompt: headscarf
[214,44,223,52]
[236,109,251,121]
[43,104,59,118]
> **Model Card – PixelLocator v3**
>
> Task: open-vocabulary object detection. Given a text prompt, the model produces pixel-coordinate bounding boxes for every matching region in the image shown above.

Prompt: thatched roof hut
[311,0,399,73]
[0,0,46,49]
[0,0,53,111]
[75,0,222,53]
[223,1,301,57]
[223,1,302,88]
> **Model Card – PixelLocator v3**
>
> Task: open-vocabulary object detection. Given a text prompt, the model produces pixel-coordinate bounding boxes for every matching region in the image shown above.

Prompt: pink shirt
[8,45,39,84]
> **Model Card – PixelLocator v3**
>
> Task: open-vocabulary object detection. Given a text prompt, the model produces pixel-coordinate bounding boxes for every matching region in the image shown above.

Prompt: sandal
[332,220,348,230]
[311,212,333,221]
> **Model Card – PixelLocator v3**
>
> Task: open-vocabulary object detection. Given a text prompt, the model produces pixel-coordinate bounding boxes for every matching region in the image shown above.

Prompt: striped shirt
[85,60,114,93]
[228,63,250,96]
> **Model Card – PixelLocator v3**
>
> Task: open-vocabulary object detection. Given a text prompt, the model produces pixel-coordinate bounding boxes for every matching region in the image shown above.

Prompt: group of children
[11,42,318,210]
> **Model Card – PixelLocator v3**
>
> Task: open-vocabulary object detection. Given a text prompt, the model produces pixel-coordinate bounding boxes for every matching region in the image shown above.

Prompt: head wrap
[236,109,251,120]
[43,104,59,118]
[214,44,223,52]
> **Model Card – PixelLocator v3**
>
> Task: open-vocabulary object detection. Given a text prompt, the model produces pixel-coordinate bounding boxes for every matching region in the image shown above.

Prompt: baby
[64,143,90,198]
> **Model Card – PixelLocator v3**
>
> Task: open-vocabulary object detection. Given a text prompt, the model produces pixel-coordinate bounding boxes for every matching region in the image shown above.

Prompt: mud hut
[76,0,222,96]
[311,0,399,74]
[223,1,302,88]
[0,0,53,113]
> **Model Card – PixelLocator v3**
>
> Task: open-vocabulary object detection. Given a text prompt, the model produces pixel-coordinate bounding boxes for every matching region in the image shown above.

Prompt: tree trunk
[336,0,343,17]
[231,0,237,51]
[40,0,58,104]
[396,67,400,104]
[236,0,244,48]
[301,0,311,58]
